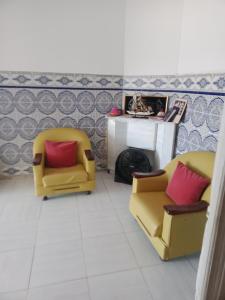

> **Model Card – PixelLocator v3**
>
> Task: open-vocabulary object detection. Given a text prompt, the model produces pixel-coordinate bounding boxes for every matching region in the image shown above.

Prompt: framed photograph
[164,99,187,124]
[123,95,168,118]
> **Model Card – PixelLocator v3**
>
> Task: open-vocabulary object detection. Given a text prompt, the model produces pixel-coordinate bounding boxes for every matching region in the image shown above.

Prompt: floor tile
[107,189,131,209]
[103,175,132,209]
[40,196,77,220]
[83,233,137,276]
[188,253,200,271]
[0,178,12,192]
[30,240,86,288]
[0,290,27,300]
[1,176,35,201]
[88,269,152,300]
[77,195,114,215]
[13,176,35,196]
[0,249,33,293]
[0,201,41,222]
[142,259,196,300]
[76,180,113,214]
[101,172,131,192]
[0,221,37,252]
[0,172,200,298]
[116,207,141,233]
[126,231,162,267]
[36,216,81,245]
[80,210,123,238]
[28,279,90,300]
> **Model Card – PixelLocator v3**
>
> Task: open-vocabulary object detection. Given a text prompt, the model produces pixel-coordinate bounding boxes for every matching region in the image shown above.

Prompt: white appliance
[107,116,176,171]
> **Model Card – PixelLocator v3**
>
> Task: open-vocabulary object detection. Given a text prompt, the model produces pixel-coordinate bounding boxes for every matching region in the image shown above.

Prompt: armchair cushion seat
[33,128,96,197]
[43,164,88,187]
[131,192,173,237]
[129,151,215,260]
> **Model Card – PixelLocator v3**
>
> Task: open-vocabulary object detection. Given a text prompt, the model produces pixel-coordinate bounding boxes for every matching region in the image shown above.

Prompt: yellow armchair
[33,128,96,199]
[129,151,215,260]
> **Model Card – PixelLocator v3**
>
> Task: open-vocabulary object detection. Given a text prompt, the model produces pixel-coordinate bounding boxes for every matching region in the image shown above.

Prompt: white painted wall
[0,0,125,75]
[124,0,225,75]
[1,0,224,76]
[123,0,184,76]
[178,0,225,74]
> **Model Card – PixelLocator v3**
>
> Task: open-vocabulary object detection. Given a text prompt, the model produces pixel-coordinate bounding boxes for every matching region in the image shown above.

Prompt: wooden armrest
[164,200,209,215]
[132,169,165,179]
[84,149,94,161]
[33,153,42,166]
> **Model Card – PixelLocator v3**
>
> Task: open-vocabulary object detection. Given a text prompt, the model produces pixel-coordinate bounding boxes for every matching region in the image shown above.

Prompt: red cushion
[45,140,77,168]
[166,161,210,205]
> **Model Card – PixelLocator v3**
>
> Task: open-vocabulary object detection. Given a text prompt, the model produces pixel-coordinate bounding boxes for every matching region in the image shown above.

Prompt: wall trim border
[0,85,225,97]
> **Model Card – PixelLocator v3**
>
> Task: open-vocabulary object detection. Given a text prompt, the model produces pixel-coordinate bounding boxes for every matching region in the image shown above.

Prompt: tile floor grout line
[27,194,44,291]
[101,175,130,240]
[75,189,92,300]
[101,171,129,224]
[121,218,155,299]
[139,266,156,300]
[82,172,129,299]
[27,275,88,291]
[101,175,142,234]
[100,171,157,299]
[87,265,141,280]
[24,266,141,291]
[8,265,145,296]
[0,288,28,295]
[0,171,198,298]
[25,277,87,291]
[82,173,133,300]
[105,172,157,300]
[0,245,35,255]
[101,171,149,260]
[186,256,199,273]
[102,171,140,237]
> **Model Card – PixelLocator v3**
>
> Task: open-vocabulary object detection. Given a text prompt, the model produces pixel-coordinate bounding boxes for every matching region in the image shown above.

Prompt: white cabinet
[107,116,176,171]
[126,119,157,150]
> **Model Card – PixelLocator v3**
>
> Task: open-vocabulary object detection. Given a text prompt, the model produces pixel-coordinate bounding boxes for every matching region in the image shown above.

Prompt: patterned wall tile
[0,70,224,175]
[212,74,225,91]
[95,91,113,114]
[113,92,123,109]
[57,90,76,114]
[0,89,15,115]
[0,71,123,89]
[174,93,223,155]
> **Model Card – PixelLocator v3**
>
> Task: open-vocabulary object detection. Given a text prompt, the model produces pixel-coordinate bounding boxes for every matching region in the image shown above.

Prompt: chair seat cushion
[130,192,173,237]
[43,164,88,187]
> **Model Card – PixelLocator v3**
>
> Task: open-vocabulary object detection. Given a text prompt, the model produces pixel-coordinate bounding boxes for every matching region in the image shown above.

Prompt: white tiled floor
[0,171,199,300]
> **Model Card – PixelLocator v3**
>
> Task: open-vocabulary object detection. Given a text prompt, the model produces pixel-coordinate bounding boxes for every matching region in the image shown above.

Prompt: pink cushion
[45,141,77,168]
[166,161,210,205]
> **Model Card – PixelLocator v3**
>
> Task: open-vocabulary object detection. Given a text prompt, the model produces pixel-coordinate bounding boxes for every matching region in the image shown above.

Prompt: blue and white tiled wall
[123,73,224,155]
[0,71,224,175]
[0,72,123,175]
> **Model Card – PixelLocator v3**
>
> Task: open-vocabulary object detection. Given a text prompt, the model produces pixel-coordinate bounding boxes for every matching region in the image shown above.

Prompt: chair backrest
[33,128,91,164]
[164,151,215,203]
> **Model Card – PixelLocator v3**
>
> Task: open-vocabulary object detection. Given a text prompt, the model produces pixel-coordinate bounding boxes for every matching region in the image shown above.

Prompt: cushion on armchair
[45,140,77,168]
[166,161,210,205]
[43,164,88,187]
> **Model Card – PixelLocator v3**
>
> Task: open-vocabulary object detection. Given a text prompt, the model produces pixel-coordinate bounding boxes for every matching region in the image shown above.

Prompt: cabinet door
[126,119,158,150]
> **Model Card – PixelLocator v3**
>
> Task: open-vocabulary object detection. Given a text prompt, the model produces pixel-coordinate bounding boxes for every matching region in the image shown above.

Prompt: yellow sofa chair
[33,128,96,199]
[129,151,215,260]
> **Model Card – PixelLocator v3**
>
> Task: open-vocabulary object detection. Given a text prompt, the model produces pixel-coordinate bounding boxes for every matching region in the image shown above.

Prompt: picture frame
[164,98,187,124]
[122,95,168,118]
